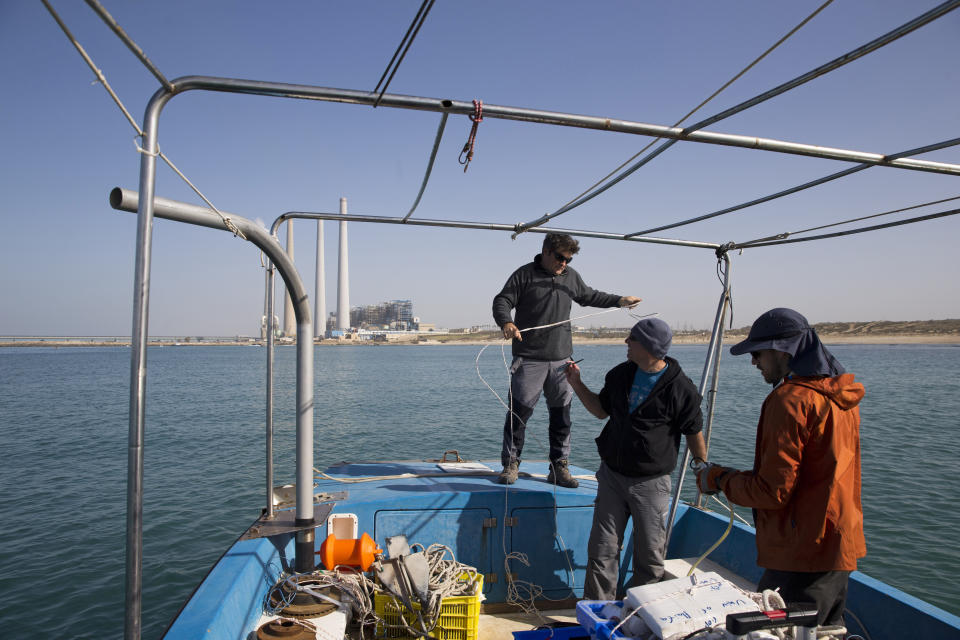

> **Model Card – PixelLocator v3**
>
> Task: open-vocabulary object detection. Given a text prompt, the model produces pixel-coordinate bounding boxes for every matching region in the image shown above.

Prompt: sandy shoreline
[3,334,958,348]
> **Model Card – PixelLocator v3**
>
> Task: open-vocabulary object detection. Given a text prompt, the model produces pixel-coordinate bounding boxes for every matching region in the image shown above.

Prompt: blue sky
[1,1,958,336]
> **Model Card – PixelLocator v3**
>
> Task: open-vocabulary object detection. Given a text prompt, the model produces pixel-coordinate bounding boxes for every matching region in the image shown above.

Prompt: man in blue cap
[696,308,866,628]
[566,318,707,597]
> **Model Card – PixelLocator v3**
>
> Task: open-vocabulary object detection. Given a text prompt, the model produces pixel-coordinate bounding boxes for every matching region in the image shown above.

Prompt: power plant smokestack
[315,219,326,340]
[283,220,296,337]
[337,198,350,331]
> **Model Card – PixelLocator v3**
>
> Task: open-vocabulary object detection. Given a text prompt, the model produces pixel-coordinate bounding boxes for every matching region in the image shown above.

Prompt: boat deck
[163,459,960,640]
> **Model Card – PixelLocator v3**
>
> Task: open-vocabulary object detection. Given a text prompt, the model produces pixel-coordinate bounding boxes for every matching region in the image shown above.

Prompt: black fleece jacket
[596,357,703,477]
[492,254,621,361]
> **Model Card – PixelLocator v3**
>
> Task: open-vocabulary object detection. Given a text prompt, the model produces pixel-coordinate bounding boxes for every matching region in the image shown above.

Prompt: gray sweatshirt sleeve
[492,268,523,327]
[570,270,621,308]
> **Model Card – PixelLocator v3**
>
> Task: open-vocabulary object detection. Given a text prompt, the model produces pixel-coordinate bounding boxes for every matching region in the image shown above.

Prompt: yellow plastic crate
[374,573,482,640]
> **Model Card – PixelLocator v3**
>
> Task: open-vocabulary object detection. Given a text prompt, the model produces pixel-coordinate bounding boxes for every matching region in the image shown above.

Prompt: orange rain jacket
[720,374,867,572]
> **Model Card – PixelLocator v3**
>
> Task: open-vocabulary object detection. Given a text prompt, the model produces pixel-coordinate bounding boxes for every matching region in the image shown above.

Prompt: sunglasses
[553,251,573,264]
[750,351,761,359]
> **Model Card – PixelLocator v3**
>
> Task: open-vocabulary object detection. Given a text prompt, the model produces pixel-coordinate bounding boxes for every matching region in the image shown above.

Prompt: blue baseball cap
[629,318,672,359]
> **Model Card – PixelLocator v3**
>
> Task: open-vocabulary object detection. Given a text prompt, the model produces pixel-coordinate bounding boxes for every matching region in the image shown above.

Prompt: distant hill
[424,319,960,343]
[725,319,960,337]
[577,319,960,339]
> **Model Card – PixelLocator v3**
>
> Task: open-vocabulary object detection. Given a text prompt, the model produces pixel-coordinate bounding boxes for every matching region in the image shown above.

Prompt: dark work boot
[547,459,579,488]
[497,460,519,484]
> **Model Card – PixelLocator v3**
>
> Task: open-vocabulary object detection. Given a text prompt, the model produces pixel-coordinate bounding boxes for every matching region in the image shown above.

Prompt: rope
[606,579,837,640]
[630,136,960,237]
[84,0,174,92]
[624,0,959,239]
[733,205,960,249]
[459,100,484,172]
[708,494,750,526]
[477,306,655,622]
[736,194,960,247]
[476,307,656,417]
[686,498,735,576]
[374,544,480,639]
[313,467,595,483]
[518,0,834,233]
[42,0,246,240]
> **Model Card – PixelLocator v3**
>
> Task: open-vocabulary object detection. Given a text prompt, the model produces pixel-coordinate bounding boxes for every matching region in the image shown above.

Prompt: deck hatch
[509,506,593,597]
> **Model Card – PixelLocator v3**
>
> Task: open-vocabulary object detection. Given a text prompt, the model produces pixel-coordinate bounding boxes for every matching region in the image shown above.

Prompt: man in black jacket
[492,233,641,486]
[566,318,707,597]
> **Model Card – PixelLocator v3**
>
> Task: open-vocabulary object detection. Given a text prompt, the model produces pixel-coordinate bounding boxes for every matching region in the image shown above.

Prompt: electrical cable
[733,205,960,249]
[516,0,835,234]
[734,195,960,247]
[632,136,960,236]
[373,0,436,107]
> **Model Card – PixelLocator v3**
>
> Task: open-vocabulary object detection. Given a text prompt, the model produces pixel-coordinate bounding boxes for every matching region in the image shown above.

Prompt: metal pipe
[294,317,315,573]
[112,190,723,307]
[121,86,173,640]
[283,221,296,337]
[337,200,350,331]
[273,210,722,250]
[663,253,732,551]
[111,186,316,586]
[266,264,276,519]
[696,258,732,507]
[315,219,325,340]
[158,76,960,178]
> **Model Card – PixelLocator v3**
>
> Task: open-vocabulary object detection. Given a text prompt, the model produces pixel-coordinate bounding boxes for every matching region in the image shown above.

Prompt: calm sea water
[1,343,958,638]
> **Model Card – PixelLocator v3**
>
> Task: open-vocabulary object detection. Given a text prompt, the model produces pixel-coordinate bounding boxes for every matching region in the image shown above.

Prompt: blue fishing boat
[160,457,960,639]
[35,2,960,638]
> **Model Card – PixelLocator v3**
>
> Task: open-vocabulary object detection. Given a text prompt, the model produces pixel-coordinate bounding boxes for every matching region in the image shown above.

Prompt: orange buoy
[317,532,382,571]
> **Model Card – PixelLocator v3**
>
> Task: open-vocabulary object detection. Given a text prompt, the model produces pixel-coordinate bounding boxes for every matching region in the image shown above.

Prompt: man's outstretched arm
[565,362,608,419]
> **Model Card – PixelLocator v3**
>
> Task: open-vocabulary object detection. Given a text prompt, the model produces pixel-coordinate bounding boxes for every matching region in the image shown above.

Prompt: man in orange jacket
[696,308,866,628]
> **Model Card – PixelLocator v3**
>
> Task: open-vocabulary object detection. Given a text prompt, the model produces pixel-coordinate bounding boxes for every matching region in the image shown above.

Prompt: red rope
[459,99,483,172]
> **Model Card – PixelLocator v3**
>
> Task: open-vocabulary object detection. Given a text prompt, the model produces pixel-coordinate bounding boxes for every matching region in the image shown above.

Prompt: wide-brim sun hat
[730,308,845,377]
[729,308,810,356]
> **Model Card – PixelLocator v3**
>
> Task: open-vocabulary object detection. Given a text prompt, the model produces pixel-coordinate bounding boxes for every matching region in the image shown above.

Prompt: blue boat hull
[164,460,960,639]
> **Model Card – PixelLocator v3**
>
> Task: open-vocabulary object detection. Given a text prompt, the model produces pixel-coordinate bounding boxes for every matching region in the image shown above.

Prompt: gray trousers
[584,462,671,600]
[501,357,574,466]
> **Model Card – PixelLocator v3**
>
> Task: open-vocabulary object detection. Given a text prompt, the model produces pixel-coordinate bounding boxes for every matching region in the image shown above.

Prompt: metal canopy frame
[101,5,960,638]
[121,74,960,640]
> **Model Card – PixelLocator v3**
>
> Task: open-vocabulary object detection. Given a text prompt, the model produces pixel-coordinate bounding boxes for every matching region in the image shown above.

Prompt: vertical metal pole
[696,257,732,507]
[337,199,350,331]
[284,220,296,337]
[261,268,269,341]
[663,253,732,552]
[315,220,325,340]
[294,318,315,573]
[125,91,169,640]
[265,263,276,519]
